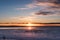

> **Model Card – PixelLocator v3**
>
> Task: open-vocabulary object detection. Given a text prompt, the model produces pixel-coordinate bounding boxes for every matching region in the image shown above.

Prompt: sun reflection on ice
[27,27,33,30]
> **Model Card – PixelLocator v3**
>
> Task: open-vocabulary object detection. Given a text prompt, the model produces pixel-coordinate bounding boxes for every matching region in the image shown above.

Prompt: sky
[0,0,60,23]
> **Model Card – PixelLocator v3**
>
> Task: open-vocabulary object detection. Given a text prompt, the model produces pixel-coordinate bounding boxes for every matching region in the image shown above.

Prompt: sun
[26,23,33,26]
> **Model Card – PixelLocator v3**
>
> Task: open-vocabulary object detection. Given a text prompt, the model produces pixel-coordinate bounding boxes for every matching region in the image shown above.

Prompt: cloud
[34,11,53,15]
[26,4,37,8]
[35,0,60,5]
[16,0,60,16]
[16,4,37,10]
[33,8,60,16]
[34,0,60,9]
[52,0,60,4]
[31,0,60,16]
[16,8,28,10]
[10,16,36,21]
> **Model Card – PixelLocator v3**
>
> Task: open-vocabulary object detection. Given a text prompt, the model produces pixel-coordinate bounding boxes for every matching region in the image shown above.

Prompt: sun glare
[26,23,33,26]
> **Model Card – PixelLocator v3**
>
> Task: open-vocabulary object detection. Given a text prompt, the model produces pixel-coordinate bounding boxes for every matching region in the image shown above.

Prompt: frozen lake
[0,26,60,40]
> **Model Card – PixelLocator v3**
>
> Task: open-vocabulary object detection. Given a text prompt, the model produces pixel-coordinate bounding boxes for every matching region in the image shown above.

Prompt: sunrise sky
[0,0,60,24]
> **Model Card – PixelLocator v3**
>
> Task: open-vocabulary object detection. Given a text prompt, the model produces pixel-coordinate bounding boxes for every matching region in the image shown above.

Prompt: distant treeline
[0,22,60,24]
